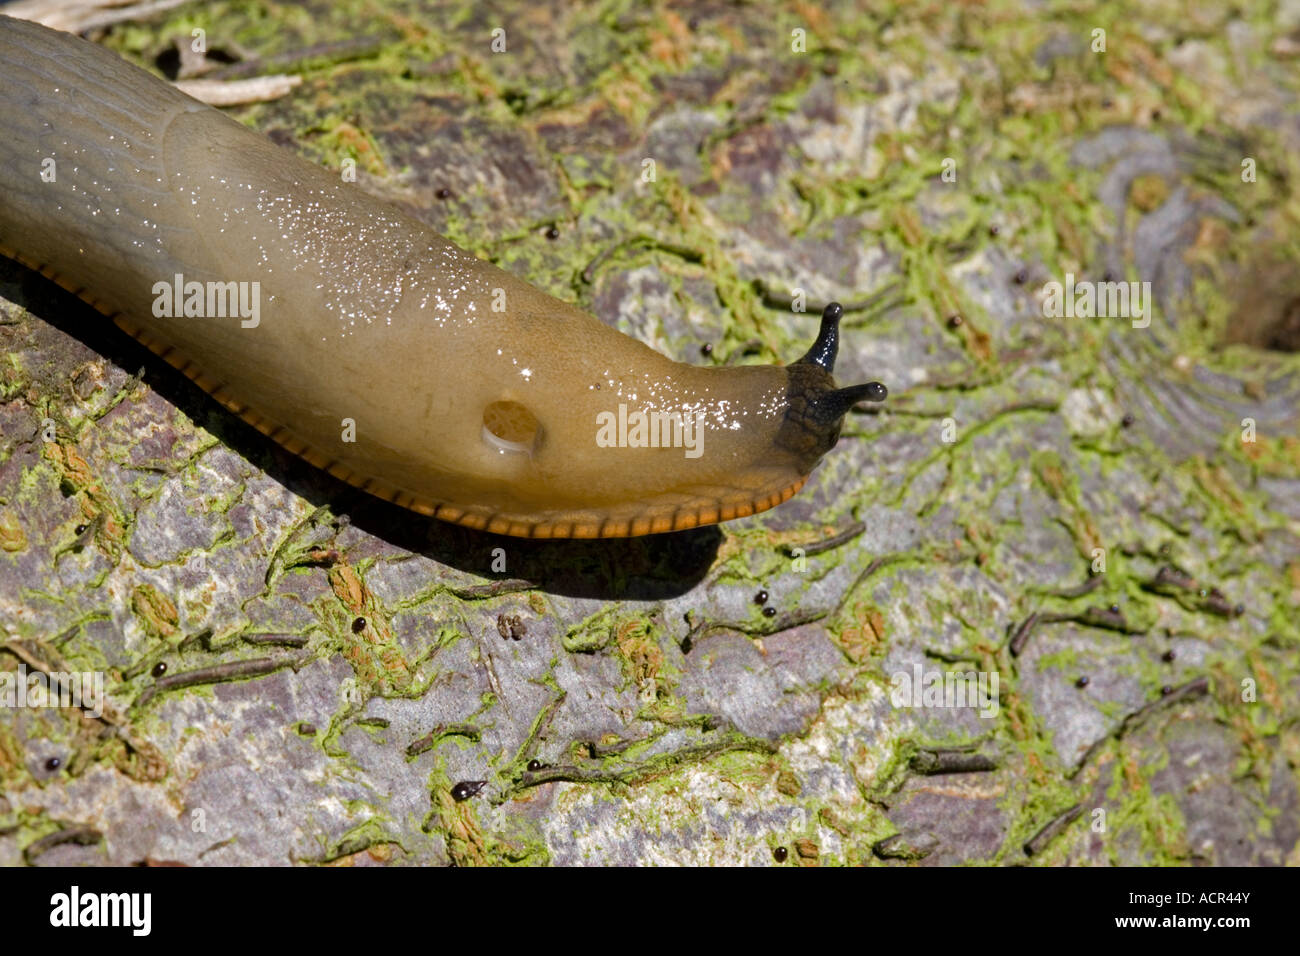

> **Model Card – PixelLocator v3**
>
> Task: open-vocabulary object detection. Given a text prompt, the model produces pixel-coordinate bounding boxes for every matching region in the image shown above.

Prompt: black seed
[452,780,488,802]
[527,759,545,772]
[1109,604,1120,614]
[1076,675,1090,688]
[988,224,1000,237]
[754,590,769,605]
[1162,650,1176,662]
[74,523,88,535]
[1102,270,1115,283]
[545,226,560,240]
[1151,109,1161,120]
[351,617,366,634]
[1161,685,1173,696]
[763,606,777,618]
[773,846,788,862]
[152,662,167,678]
[435,187,452,199]
[1234,603,1245,616]
[1013,267,1028,285]
[701,342,713,356]
[1121,413,1135,427]
[947,314,963,328]
[45,757,61,771]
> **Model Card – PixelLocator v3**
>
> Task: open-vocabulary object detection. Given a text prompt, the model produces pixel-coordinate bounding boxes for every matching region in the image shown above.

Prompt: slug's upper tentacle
[793,301,888,422]
[797,301,845,371]
[796,303,889,402]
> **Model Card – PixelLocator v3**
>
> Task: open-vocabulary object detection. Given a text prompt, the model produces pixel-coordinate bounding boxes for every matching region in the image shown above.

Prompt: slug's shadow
[353,494,722,602]
[2,261,720,600]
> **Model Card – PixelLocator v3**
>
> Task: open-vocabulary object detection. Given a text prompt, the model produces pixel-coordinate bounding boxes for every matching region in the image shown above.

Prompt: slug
[0,17,886,539]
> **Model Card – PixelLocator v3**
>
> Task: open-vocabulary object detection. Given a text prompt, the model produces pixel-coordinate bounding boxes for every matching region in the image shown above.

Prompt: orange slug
[0,16,885,538]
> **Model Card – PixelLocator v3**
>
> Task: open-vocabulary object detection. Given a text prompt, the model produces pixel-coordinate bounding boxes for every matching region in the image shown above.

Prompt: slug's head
[777,302,887,470]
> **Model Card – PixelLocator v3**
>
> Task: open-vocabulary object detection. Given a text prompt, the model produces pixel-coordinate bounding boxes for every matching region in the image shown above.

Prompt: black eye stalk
[797,302,888,414]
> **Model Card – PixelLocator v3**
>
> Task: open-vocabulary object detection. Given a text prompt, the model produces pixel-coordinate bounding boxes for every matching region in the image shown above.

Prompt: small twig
[3,638,167,780]
[241,632,312,648]
[406,723,481,757]
[1046,576,1104,598]
[752,278,904,316]
[1024,804,1082,856]
[264,505,344,586]
[1009,603,1142,658]
[1121,677,1211,731]
[207,36,389,80]
[785,520,866,557]
[1070,604,1142,634]
[1070,677,1211,777]
[1143,566,1240,617]
[679,606,827,654]
[136,656,299,708]
[910,749,1000,775]
[509,691,567,768]
[23,825,103,863]
[873,831,939,861]
[174,75,303,107]
[7,0,189,35]
[586,733,655,759]
[178,628,216,653]
[924,648,984,664]
[446,578,536,600]
[581,243,620,284]
[831,554,897,620]
[581,236,705,284]
[1008,612,1040,657]
[504,733,777,797]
